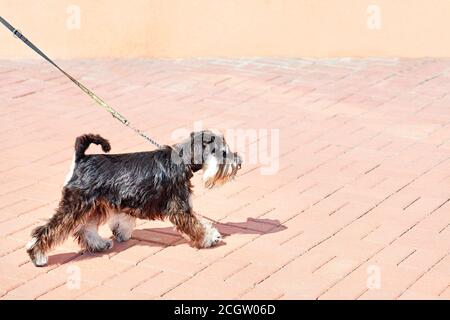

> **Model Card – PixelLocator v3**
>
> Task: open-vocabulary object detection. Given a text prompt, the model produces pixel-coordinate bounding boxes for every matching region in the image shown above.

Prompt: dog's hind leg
[74,219,113,253]
[169,213,221,248]
[26,188,91,267]
[109,213,136,242]
[73,200,114,252]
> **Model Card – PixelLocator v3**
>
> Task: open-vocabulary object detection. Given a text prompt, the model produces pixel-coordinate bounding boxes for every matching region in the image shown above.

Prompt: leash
[0,16,162,149]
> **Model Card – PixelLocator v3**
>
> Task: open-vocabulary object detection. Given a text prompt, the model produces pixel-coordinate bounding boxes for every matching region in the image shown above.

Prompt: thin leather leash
[0,16,223,226]
[0,16,162,149]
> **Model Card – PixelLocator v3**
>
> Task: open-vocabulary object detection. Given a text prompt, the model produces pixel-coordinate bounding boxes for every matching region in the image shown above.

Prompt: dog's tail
[74,133,111,162]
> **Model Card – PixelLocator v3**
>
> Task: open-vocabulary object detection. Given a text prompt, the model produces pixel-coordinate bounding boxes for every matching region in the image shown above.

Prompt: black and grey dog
[26,130,242,267]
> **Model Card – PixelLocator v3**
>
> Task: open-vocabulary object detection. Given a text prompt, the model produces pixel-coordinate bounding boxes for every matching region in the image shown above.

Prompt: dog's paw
[30,251,48,267]
[89,239,113,252]
[210,228,222,246]
[100,239,114,251]
[202,226,222,248]
[115,233,131,243]
[112,229,132,243]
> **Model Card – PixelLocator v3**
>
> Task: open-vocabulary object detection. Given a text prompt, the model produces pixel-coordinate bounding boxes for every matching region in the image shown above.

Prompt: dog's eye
[211,148,216,154]
[222,151,227,158]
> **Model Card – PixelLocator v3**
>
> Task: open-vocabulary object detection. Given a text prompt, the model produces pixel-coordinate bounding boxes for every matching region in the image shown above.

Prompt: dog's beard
[203,155,240,189]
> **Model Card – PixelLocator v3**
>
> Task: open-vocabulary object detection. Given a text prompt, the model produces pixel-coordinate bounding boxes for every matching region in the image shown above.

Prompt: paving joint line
[395,252,449,299]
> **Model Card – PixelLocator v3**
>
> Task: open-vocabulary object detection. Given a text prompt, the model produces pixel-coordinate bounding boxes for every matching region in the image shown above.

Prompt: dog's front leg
[197,216,222,248]
[169,213,221,248]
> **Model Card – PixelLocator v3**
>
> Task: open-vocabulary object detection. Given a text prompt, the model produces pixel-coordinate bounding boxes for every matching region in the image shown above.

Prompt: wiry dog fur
[26,131,242,267]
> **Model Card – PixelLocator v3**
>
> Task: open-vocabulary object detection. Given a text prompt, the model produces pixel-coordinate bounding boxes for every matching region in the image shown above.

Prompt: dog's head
[173,130,242,188]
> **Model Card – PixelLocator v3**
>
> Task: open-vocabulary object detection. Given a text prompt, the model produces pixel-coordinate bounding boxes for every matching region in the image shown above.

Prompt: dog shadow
[47,218,287,266]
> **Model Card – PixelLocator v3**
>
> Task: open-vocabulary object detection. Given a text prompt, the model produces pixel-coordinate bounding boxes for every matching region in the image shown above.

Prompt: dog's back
[69,150,178,194]
[67,135,186,204]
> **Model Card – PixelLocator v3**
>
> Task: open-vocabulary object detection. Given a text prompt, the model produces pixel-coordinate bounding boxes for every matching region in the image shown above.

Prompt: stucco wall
[1,0,449,58]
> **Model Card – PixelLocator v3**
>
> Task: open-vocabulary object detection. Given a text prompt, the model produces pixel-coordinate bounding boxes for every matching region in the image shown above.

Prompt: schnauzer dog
[26,130,242,267]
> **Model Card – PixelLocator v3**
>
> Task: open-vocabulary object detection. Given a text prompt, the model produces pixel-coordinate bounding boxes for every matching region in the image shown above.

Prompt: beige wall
[1,0,450,58]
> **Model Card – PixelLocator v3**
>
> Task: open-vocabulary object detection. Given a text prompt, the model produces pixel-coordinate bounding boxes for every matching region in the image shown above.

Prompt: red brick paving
[1,58,450,299]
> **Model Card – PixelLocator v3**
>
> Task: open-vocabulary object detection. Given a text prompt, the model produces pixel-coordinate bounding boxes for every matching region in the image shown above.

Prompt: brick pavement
[0,58,450,299]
